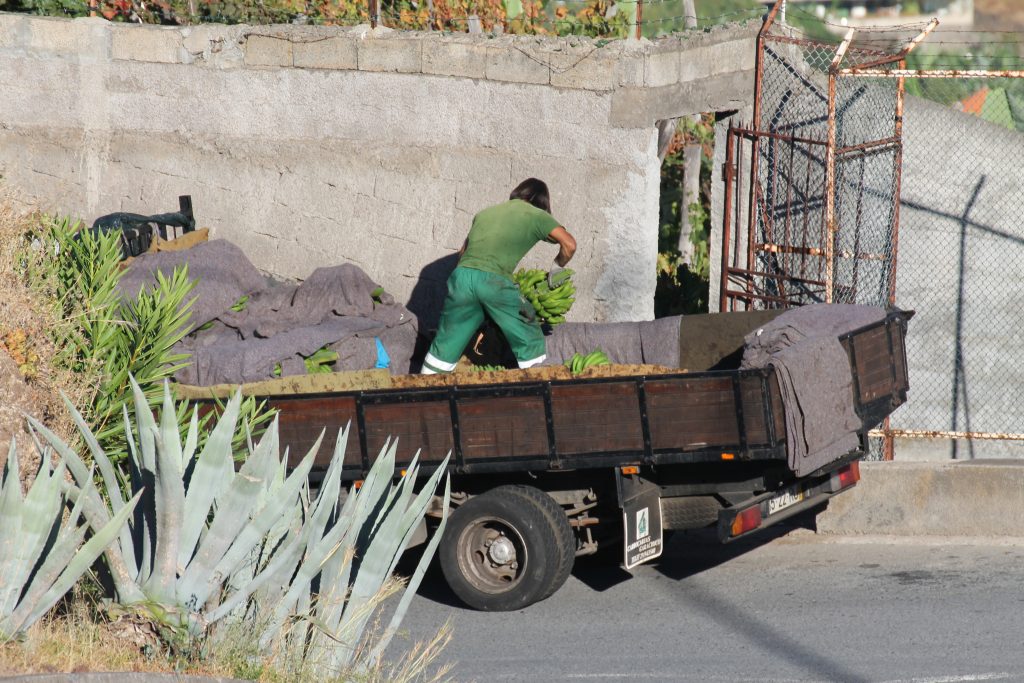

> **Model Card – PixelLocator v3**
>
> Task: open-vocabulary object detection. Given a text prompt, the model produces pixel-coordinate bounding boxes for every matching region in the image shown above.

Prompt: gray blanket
[638,316,683,368]
[541,317,683,367]
[118,240,267,334]
[740,304,886,476]
[542,322,644,366]
[121,241,418,385]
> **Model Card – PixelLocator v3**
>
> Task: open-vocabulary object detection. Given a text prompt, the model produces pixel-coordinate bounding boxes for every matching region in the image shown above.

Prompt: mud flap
[615,469,664,570]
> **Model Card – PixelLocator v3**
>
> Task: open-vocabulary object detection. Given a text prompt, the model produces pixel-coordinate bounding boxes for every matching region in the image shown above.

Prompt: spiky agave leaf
[362,473,452,667]
[27,413,147,604]
[334,458,450,669]
[0,436,140,640]
[299,441,452,671]
[28,374,450,668]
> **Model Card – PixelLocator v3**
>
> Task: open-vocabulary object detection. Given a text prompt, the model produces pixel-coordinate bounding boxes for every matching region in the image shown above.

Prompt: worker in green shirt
[422,178,577,374]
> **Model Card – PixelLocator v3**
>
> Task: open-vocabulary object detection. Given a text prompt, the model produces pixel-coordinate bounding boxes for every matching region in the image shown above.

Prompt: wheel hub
[487,536,516,565]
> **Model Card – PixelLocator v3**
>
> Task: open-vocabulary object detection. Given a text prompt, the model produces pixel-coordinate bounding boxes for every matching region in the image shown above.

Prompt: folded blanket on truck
[740,303,887,476]
[117,239,418,385]
[541,316,683,368]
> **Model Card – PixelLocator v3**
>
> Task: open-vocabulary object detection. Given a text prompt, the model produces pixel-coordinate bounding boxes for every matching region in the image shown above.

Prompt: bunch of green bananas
[470,364,507,372]
[305,346,339,374]
[566,348,611,375]
[273,346,339,377]
[513,268,576,325]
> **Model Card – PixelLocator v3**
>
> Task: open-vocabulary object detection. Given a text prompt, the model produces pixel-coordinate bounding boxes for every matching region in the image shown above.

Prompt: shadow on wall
[901,173,1024,459]
[405,252,459,370]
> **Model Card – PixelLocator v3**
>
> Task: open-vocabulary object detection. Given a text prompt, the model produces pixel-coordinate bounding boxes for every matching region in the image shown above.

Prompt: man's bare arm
[549,227,576,267]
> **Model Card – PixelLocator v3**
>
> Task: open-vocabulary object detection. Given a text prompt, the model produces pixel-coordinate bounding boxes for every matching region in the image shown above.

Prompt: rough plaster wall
[0,13,758,328]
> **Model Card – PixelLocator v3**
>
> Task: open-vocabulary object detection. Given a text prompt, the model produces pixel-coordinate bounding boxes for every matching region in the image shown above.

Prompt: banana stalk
[514,267,577,327]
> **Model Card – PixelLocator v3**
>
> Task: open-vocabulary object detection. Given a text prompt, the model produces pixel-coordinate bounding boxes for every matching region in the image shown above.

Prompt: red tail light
[730,506,763,537]
[831,461,860,491]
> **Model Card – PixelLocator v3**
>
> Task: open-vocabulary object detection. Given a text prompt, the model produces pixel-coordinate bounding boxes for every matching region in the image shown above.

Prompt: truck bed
[237,309,911,480]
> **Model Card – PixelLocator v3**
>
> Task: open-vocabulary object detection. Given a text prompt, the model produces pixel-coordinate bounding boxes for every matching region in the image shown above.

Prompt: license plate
[767,489,804,515]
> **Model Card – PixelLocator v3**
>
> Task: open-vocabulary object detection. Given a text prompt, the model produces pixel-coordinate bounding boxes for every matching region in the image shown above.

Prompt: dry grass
[0,187,84,449]
[0,602,227,677]
[0,599,454,683]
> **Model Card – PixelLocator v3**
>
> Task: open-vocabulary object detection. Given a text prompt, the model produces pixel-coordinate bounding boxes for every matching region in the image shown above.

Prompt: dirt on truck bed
[390,363,681,389]
[174,363,683,400]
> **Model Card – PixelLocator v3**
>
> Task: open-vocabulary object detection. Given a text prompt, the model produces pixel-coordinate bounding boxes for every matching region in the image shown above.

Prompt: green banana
[516,268,577,327]
[566,348,611,375]
[304,346,339,374]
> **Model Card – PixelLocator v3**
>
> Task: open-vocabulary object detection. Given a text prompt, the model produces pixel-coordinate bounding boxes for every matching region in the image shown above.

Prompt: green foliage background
[654,115,713,317]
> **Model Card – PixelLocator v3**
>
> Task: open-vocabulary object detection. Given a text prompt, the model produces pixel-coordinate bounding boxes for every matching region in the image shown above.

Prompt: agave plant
[30,376,450,664]
[0,438,139,641]
[238,437,451,674]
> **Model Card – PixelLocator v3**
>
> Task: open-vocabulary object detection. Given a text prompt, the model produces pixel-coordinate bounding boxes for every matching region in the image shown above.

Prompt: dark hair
[509,178,551,214]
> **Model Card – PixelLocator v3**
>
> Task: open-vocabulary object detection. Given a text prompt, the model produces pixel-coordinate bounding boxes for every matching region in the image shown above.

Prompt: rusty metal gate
[718,0,1024,457]
[719,2,921,312]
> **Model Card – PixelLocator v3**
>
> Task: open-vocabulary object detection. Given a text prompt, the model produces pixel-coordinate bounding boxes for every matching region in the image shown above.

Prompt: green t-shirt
[458,199,561,280]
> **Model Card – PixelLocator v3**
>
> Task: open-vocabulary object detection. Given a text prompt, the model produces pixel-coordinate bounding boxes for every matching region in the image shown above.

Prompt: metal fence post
[825,29,855,305]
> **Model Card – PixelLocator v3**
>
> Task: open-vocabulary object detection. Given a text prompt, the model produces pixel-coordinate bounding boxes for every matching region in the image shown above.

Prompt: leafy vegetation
[20,216,272,463]
[655,114,714,317]
[2,205,452,674]
[905,48,1024,132]
[0,0,763,37]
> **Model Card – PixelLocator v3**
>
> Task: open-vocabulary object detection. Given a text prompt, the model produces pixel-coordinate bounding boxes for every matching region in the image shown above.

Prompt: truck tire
[501,485,575,601]
[439,485,574,611]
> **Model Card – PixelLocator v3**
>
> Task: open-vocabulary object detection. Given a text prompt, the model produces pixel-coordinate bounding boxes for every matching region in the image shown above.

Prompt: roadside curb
[816,460,1024,537]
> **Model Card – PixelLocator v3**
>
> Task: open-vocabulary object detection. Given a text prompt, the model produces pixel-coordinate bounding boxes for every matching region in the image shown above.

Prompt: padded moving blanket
[740,304,886,476]
[118,240,418,384]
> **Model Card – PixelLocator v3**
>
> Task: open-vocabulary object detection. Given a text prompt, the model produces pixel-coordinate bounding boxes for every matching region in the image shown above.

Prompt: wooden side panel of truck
[266,311,908,479]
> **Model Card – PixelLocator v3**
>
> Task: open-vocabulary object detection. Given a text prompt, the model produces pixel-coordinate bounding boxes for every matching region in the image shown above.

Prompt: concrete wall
[0,13,758,328]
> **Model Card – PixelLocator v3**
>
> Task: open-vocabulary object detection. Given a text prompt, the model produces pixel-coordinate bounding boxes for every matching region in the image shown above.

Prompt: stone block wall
[0,13,758,328]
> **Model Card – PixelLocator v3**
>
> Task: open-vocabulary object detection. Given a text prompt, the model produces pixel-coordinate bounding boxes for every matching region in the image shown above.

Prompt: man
[421,178,576,374]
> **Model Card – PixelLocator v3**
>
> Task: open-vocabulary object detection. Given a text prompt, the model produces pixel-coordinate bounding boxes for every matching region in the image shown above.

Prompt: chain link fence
[720,1,1024,459]
[893,68,1024,458]
[720,10,902,312]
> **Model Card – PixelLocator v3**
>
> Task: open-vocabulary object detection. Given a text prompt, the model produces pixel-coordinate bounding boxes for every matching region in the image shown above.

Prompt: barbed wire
[785,4,933,32]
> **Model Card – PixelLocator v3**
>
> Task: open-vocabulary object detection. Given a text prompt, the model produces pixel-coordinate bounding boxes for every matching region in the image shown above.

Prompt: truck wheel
[504,485,575,601]
[440,485,573,611]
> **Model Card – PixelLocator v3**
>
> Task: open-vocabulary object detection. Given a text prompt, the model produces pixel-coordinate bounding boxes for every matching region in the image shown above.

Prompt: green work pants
[423,267,546,373]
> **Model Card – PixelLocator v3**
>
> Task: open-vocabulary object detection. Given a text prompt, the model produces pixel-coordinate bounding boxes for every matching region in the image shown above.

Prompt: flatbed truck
[187,308,911,611]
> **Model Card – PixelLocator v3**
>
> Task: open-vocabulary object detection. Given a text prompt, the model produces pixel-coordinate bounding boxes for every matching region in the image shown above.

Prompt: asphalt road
[392,520,1024,683]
